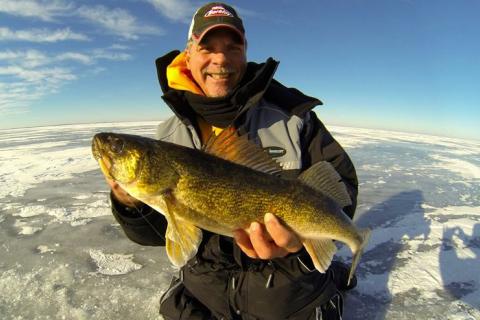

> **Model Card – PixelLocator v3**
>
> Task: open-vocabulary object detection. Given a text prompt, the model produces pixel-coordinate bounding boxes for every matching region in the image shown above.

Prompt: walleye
[92,128,370,285]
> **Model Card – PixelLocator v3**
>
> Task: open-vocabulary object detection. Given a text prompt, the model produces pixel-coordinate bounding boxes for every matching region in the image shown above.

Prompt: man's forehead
[198,27,244,45]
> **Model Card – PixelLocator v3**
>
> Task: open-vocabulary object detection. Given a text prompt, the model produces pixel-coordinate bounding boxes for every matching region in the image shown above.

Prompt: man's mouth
[206,72,232,80]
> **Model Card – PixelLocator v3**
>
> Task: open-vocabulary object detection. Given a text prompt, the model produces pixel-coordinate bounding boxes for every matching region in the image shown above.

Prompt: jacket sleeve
[110,192,167,246]
[301,111,359,219]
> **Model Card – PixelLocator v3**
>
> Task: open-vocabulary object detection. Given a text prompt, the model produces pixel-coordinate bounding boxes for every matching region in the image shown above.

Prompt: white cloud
[0,66,75,114]
[0,46,133,115]
[56,52,93,65]
[146,0,194,23]
[0,83,29,102]
[146,1,249,24]
[0,65,76,83]
[0,49,128,67]
[109,44,130,50]
[76,5,162,40]
[0,27,89,42]
[0,51,23,60]
[0,82,47,114]
[0,0,72,22]
[1,2,162,41]
[0,50,49,68]
[92,49,132,62]
[235,6,259,19]
[88,66,107,76]
[0,2,155,115]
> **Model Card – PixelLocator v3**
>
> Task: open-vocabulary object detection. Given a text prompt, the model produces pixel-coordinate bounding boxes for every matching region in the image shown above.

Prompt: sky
[0,0,479,141]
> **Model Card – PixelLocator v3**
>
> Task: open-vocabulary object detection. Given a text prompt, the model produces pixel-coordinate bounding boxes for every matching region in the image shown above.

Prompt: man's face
[186,28,247,98]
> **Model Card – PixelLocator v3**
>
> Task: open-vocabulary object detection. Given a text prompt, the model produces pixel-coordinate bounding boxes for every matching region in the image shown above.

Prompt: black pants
[159,272,344,320]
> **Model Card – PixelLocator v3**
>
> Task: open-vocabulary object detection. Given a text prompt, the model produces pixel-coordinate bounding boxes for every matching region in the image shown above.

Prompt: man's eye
[198,47,211,53]
[229,45,243,52]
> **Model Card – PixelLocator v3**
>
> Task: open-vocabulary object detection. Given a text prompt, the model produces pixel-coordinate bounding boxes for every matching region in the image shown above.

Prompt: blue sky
[1,0,479,141]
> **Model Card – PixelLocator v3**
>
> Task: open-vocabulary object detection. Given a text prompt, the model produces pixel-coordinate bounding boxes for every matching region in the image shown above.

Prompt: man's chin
[205,88,233,98]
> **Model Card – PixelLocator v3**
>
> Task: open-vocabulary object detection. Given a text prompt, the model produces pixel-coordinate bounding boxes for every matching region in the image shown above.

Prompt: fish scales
[92,131,370,284]
[161,142,361,248]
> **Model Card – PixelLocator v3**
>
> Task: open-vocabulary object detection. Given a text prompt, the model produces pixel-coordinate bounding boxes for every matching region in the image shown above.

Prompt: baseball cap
[188,2,245,44]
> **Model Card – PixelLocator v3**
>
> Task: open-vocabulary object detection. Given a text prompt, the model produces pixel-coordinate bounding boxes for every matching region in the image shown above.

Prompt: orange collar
[166,51,204,95]
[166,51,224,136]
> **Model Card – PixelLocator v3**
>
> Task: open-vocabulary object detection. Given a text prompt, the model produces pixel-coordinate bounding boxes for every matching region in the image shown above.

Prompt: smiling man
[186,28,246,97]
[106,2,359,319]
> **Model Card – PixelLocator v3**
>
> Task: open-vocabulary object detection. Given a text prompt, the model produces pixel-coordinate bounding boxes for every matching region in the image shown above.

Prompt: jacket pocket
[159,274,215,320]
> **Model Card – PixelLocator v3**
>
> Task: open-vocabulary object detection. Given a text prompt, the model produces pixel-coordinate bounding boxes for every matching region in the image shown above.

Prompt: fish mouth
[91,134,104,161]
[92,134,114,179]
[97,156,113,179]
[91,132,143,184]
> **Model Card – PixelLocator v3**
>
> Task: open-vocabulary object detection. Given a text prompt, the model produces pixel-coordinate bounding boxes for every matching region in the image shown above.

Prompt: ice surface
[430,155,480,180]
[0,121,479,319]
[88,249,143,275]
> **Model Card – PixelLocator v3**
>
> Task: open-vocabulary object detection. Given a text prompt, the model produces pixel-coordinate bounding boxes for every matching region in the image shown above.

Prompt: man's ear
[184,47,191,70]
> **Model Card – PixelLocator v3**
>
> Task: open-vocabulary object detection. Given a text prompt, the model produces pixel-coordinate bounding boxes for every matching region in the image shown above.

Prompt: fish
[92,128,370,285]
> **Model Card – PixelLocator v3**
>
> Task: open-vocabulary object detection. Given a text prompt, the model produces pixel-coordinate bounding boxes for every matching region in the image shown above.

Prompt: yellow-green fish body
[92,129,369,284]
[174,158,354,241]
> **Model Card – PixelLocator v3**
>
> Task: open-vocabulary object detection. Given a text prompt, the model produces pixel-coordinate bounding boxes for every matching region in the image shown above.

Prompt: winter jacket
[110,50,358,320]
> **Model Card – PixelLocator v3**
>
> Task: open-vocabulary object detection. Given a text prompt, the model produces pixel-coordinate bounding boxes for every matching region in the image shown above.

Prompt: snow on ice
[0,122,479,319]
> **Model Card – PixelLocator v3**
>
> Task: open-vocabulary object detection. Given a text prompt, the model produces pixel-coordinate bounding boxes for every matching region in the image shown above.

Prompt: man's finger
[249,222,288,259]
[105,177,117,189]
[105,177,141,208]
[264,213,302,253]
[233,229,259,259]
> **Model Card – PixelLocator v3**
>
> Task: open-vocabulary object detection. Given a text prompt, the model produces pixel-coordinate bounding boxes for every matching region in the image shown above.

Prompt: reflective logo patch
[205,6,233,17]
[264,146,286,158]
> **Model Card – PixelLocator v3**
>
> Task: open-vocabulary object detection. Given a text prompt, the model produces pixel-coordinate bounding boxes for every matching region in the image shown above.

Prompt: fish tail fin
[303,238,337,273]
[348,228,371,286]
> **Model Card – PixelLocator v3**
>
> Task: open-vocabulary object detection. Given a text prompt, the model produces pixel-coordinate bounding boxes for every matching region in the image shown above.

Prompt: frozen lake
[0,122,479,319]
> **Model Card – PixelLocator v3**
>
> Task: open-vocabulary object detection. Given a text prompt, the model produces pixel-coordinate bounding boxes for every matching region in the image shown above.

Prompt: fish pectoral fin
[298,161,352,208]
[302,238,337,273]
[348,228,371,286]
[162,194,202,267]
[143,197,167,216]
[165,220,202,267]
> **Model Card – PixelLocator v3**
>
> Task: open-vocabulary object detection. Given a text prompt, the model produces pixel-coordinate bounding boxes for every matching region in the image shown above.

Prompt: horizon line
[0,119,478,143]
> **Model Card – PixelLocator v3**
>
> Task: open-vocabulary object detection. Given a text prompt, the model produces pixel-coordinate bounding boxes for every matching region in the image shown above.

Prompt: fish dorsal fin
[298,161,352,208]
[158,194,202,267]
[202,127,282,176]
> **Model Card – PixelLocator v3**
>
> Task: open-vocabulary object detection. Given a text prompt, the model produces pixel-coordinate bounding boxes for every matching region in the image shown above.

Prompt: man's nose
[211,51,227,65]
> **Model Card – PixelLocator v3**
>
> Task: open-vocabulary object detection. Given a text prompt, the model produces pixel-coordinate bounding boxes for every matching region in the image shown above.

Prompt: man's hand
[233,213,302,259]
[105,178,142,208]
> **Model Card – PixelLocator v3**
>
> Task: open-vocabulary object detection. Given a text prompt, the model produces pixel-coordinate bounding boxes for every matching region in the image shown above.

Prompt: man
[107,2,358,319]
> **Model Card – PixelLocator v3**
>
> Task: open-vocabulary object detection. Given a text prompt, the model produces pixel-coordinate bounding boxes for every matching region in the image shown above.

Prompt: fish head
[92,132,180,198]
[92,132,146,185]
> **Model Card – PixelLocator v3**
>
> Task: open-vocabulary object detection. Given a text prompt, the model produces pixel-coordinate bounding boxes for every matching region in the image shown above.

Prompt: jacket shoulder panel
[156,116,201,148]
[244,100,309,171]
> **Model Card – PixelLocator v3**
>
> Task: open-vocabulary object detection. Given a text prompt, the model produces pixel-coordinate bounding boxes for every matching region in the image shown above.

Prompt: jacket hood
[155,50,322,124]
[165,51,203,95]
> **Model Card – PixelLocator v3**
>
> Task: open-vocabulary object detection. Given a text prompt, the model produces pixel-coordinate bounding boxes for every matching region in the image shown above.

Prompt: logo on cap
[205,6,233,18]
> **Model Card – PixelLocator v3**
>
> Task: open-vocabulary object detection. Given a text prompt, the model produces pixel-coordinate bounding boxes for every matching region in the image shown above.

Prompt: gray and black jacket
[111,51,358,320]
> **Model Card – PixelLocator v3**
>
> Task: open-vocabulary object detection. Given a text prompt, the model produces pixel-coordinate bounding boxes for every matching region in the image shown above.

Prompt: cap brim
[193,24,245,44]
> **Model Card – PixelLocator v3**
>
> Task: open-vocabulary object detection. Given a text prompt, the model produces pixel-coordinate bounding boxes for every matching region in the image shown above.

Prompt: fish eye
[108,136,125,154]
